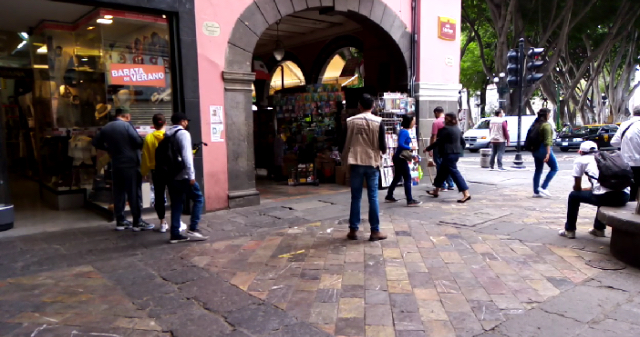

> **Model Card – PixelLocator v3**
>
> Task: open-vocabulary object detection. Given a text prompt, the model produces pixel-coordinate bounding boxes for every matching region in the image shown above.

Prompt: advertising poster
[210,105,224,142]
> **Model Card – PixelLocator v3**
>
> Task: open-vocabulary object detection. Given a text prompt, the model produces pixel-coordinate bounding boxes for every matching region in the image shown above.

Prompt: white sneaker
[539,189,552,197]
[532,193,543,198]
[157,221,168,233]
[588,228,606,237]
[180,221,188,232]
[187,230,209,241]
[559,230,576,239]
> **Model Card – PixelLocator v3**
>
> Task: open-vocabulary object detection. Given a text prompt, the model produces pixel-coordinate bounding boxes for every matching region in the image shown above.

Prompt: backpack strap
[621,120,639,140]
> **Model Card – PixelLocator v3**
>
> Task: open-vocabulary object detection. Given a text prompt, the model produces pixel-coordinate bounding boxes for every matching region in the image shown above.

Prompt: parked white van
[463,116,554,152]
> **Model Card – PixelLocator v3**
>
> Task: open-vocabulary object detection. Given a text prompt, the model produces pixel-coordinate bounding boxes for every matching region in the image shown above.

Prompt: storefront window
[22,9,175,214]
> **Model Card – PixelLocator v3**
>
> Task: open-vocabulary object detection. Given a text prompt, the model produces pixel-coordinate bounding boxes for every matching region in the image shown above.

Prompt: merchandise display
[377,93,419,188]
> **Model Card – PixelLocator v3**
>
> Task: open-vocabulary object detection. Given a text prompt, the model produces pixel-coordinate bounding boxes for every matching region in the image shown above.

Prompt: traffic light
[526,47,545,85]
[507,49,521,88]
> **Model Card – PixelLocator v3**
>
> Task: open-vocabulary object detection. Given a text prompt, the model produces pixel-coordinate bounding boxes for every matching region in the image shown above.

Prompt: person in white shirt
[610,106,640,201]
[559,141,630,239]
[488,109,510,171]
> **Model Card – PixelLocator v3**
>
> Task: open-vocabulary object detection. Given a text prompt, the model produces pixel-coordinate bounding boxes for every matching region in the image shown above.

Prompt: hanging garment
[68,135,96,166]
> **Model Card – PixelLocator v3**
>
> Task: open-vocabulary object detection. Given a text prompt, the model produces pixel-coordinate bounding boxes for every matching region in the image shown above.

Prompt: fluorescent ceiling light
[104,15,113,19]
[33,65,49,69]
[19,32,28,40]
[87,26,95,30]
[97,18,113,24]
[36,46,47,54]
[17,41,26,49]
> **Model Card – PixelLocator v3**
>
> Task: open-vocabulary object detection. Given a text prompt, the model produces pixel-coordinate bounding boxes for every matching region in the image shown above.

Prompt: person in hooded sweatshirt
[141,114,185,233]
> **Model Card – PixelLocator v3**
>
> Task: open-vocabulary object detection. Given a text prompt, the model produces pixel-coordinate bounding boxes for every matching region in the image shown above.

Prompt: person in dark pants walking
[424,107,455,191]
[385,115,421,206]
[93,109,153,231]
[559,141,630,239]
[425,113,471,203]
[531,108,558,198]
[165,113,208,244]
[611,105,640,201]
[489,109,510,171]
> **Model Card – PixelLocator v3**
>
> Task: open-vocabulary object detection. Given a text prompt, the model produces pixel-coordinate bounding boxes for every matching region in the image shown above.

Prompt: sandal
[457,196,472,203]
[427,190,439,198]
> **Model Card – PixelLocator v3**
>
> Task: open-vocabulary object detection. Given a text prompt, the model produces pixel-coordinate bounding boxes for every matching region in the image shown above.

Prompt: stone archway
[224,0,412,208]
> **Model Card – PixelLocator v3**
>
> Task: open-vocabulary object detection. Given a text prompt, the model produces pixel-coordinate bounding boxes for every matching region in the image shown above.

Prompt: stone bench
[597,204,640,268]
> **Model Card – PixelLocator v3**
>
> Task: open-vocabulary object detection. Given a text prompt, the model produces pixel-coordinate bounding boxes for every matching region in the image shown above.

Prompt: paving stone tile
[407,273,433,289]
[365,304,393,326]
[525,279,560,299]
[396,332,427,337]
[440,293,472,312]
[383,248,402,260]
[339,298,365,318]
[418,301,448,321]
[365,325,396,337]
[393,312,423,331]
[468,300,505,322]
[309,302,339,325]
[343,271,365,285]
[413,289,439,301]
[390,294,419,313]
[447,311,484,337]
[422,320,456,337]
[335,317,365,336]
[230,272,258,290]
[404,263,428,273]
[433,280,461,294]
[316,289,342,303]
[495,308,582,337]
[539,285,629,323]
[365,290,390,304]
[388,281,412,294]
[386,267,409,281]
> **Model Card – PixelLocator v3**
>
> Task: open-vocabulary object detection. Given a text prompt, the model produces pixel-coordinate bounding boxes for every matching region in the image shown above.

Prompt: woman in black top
[425,113,471,203]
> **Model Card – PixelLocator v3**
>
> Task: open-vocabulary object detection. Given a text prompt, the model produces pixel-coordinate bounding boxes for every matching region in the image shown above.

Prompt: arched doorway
[224,0,411,208]
[318,47,365,88]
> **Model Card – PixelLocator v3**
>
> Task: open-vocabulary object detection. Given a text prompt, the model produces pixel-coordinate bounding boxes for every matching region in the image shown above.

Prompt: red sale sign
[109,64,166,87]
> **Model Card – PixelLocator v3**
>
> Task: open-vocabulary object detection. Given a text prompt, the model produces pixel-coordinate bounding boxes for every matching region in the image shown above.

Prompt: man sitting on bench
[559,141,630,239]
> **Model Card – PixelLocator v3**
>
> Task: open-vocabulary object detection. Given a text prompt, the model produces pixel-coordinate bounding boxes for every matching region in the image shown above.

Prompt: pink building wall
[193,0,415,211]
[417,0,461,84]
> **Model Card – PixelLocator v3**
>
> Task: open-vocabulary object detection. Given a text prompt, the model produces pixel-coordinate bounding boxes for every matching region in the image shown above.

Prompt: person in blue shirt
[385,115,422,206]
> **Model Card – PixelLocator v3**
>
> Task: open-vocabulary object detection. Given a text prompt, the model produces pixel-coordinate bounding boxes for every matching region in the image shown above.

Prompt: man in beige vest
[342,94,388,241]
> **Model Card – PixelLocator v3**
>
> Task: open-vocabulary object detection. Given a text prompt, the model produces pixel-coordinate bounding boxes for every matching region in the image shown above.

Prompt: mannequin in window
[113,89,132,112]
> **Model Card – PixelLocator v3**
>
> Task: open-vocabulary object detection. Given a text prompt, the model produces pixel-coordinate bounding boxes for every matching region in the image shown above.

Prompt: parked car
[555,124,619,152]
[464,116,551,152]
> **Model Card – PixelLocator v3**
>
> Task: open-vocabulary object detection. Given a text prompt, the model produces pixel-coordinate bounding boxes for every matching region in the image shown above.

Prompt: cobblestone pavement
[2,169,640,336]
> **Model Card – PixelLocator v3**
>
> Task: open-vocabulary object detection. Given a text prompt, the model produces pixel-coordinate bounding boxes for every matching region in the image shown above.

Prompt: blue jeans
[434,154,469,192]
[433,149,455,189]
[168,179,204,237]
[565,190,629,231]
[387,154,413,202]
[349,165,380,232]
[532,146,558,194]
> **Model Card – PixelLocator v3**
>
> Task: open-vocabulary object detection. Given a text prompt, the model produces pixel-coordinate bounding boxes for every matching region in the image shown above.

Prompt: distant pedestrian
[92,108,153,231]
[141,114,187,233]
[385,115,422,206]
[424,107,455,191]
[342,94,388,241]
[529,108,558,198]
[489,109,510,171]
[164,113,208,244]
[425,113,471,203]
[559,141,630,239]
[610,105,640,201]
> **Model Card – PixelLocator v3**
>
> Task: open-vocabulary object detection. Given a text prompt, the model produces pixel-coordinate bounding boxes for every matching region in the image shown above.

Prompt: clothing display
[68,135,96,166]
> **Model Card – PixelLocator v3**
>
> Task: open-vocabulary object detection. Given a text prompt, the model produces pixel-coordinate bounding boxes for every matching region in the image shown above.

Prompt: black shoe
[385,196,399,203]
[115,220,133,231]
[133,220,155,232]
[407,199,422,207]
[169,234,190,244]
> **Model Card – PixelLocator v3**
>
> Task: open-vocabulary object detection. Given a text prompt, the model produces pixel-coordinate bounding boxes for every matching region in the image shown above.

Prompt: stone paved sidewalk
[1,178,640,337]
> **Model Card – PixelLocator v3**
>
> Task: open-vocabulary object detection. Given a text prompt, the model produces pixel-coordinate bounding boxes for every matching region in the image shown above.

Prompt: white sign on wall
[210,105,224,142]
[203,22,221,36]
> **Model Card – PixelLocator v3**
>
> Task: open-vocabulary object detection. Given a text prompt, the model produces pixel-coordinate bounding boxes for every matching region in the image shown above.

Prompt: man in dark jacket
[93,109,153,231]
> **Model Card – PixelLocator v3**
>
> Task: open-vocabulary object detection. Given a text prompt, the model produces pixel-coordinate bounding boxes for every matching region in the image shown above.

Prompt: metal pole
[512,38,526,169]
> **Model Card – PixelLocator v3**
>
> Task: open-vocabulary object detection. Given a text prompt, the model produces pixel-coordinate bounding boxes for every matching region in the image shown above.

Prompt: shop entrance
[0,0,178,234]
[224,0,412,206]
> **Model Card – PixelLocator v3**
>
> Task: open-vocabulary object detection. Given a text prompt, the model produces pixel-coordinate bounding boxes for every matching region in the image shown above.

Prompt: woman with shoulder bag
[425,113,471,203]
[385,115,422,206]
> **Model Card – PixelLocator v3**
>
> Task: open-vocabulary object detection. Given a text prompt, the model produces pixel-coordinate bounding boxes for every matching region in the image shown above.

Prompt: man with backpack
[559,141,631,239]
[610,106,640,201]
[159,113,208,243]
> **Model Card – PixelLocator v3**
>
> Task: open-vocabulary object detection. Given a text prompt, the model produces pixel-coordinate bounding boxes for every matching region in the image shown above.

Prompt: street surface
[1,149,640,337]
